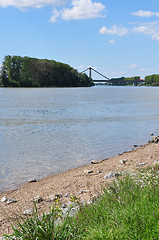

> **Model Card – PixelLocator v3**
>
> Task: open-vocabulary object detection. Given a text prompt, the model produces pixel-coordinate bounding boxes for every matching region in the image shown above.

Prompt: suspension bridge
[81,67,109,83]
[81,67,144,86]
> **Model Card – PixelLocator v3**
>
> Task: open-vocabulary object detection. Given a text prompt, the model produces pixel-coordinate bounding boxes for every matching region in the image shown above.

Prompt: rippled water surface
[0,86,159,191]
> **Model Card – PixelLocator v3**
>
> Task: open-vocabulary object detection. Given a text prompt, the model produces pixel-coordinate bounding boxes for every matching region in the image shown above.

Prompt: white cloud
[0,0,67,9]
[132,21,159,42]
[0,0,106,21]
[131,10,159,18]
[50,0,106,22]
[132,26,153,34]
[127,64,137,69]
[109,40,115,44]
[99,25,128,36]
[49,9,60,22]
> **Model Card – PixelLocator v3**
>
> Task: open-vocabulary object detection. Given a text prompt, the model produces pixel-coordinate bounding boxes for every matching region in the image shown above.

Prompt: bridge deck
[93,80,108,82]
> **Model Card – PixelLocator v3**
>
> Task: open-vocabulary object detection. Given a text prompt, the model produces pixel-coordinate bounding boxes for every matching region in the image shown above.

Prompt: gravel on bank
[0,141,159,236]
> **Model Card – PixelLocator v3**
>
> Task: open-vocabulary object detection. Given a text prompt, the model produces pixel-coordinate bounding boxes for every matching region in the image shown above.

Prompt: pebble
[54,194,62,199]
[23,208,34,215]
[32,196,43,203]
[91,160,100,164]
[6,198,17,205]
[78,190,88,195]
[68,206,79,217]
[104,172,121,179]
[104,172,116,179]
[67,201,77,209]
[1,196,17,205]
[28,178,37,183]
[1,196,8,202]
[151,136,159,143]
[120,159,127,165]
[61,203,67,208]
[84,169,93,174]
[87,200,93,205]
[48,195,55,201]
[61,205,79,218]
[78,190,84,194]
[136,162,147,167]
[49,194,62,201]
[64,193,70,198]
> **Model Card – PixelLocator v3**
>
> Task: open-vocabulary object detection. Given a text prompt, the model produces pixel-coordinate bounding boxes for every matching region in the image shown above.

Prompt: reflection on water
[0,86,159,191]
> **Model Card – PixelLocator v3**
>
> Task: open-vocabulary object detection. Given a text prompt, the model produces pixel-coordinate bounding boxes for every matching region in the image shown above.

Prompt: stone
[6,198,17,205]
[91,159,109,164]
[134,144,138,148]
[64,193,70,198]
[32,196,43,203]
[78,190,84,194]
[120,159,127,165]
[48,195,55,201]
[97,170,102,174]
[55,194,62,199]
[67,201,77,209]
[91,160,100,164]
[1,196,8,202]
[136,162,147,167]
[49,194,62,201]
[28,178,37,183]
[84,169,93,174]
[23,208,34,215]
[68,206,79,217]
[114,172,122,177]
[61,203,67,208]
[151,136,159,143]
[104,172,122,179]
[61,206,79,218]
[78,190,89,195]
[87,200,93,205]
[104,172,115,179]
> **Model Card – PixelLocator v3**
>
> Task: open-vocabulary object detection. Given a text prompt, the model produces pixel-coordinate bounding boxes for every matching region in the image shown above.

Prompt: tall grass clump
[4,165,159,239]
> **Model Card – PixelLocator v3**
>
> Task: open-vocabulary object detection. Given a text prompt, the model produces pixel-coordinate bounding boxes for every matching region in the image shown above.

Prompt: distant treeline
[110,75,159,86]
[0,55,94,87]
[145,74,159,86]
[109,76,141,86]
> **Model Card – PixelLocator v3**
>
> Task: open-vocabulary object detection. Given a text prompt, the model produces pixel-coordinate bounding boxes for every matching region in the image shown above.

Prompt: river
[0,86,159,192]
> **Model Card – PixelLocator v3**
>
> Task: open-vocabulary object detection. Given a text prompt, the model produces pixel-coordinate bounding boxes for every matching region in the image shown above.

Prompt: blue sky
[0,0,159,79]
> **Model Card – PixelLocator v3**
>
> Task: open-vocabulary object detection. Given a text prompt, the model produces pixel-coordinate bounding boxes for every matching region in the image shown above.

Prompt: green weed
[3,166,159,239]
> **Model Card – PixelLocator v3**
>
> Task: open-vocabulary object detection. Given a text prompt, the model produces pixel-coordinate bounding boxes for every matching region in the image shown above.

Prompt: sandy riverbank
[0,141,159,236]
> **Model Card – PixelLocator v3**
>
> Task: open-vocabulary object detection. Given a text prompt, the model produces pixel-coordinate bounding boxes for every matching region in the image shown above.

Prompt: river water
[0,86,159,192]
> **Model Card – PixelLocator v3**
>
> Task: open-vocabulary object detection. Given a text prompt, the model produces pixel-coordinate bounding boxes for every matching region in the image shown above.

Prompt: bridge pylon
[89,67,92,80]
[81,67,109,83]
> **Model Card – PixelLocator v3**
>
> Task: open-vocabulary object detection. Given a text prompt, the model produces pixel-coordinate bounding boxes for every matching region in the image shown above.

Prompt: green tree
[0,55,94,88]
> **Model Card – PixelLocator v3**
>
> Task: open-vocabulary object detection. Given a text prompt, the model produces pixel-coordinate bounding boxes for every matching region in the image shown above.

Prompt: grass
[3,165,159,239]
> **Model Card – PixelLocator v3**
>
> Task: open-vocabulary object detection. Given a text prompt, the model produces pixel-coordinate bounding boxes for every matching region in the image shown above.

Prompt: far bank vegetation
[0,55,94,88]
